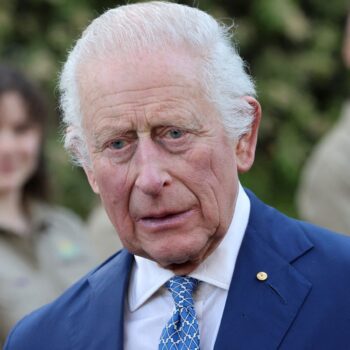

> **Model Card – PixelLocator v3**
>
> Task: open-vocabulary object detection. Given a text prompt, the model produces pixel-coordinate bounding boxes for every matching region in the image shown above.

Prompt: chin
[151,245,206,272]
[168,262,200,275]
[131,233,216,271]
[0,182,22,194]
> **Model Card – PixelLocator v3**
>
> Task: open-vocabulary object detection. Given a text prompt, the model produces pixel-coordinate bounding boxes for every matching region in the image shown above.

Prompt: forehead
[0,92,28,124]
[77,50,216,130]
[79,48,203,92]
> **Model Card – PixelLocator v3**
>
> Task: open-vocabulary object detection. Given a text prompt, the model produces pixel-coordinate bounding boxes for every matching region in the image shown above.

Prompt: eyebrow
[90,109,204,151]
[91,124,132,151]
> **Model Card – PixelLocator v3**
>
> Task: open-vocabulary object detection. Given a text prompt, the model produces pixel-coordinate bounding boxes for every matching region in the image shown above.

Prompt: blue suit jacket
[5,190,350,349]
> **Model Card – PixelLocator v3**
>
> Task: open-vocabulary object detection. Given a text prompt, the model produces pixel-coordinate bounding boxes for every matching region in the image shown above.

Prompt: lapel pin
[256,271,268,281]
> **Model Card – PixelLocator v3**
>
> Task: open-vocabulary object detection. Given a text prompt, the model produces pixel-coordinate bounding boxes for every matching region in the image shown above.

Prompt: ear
[65,125,100,194]
[83,165,100,194]
[235,96,261,173]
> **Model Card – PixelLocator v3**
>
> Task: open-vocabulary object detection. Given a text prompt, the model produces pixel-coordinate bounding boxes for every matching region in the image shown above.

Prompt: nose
[134,138,172,196]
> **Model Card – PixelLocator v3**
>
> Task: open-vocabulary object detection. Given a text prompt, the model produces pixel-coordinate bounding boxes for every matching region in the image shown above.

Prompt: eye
[110,139,127,150]
[167,128,184,139]
[14,123,32,134]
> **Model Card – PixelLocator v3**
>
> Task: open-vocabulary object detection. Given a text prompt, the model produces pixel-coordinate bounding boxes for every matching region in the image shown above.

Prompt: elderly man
[5,2,350,350]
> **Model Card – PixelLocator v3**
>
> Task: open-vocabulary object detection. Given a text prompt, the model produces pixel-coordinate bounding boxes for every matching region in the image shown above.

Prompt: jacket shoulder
[246,188,350,268]
[4,251,128,350]
[296,219,350,266]
[4,278,89,349]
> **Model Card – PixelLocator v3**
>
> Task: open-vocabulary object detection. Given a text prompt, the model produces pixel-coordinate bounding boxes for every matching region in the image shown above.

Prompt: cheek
[186,144,235,194]
[184,145,237,225]
[180,150,222,224]
[210,145,238,205]
[21,132,41,162]
[93,163,140,250]
[93,161,132,217]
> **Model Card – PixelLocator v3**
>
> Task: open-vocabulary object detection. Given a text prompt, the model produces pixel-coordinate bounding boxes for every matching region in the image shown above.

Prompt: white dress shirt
[124,184,250,349]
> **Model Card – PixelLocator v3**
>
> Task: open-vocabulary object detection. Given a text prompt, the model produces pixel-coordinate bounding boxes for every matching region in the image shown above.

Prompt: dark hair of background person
[0,64,51,205]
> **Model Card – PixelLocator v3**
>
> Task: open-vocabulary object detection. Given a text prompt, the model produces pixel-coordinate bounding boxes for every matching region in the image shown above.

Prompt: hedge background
[1,0,349,218]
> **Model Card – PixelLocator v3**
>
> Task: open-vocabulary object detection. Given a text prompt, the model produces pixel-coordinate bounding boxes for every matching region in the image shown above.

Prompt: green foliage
[46,135,98,218]
[1,0,349,218]
[212,0,349,215]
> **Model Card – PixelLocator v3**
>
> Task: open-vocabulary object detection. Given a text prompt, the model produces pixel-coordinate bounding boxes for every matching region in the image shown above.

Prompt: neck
[0,190,30,236]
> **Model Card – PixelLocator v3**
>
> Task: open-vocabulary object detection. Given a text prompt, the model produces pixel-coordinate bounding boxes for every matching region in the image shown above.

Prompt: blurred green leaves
[253,0,310,42]
[0,0,348,218]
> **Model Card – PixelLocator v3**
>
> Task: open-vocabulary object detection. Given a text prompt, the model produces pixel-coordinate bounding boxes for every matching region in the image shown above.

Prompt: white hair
[59,1,256,167]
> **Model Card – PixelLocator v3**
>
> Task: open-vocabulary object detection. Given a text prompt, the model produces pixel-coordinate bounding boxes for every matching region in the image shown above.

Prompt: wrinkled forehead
[77,50,208,98]
[76,49,212,124]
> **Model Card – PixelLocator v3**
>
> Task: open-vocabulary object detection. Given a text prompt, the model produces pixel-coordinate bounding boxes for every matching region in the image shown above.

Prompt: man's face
[79,50,257,274]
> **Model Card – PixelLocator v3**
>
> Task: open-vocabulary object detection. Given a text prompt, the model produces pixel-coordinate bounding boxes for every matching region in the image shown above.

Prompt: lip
[136,209,194,232]
[0,163,16,173]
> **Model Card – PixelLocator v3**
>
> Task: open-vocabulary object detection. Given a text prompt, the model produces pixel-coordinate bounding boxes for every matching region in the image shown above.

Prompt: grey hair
[59,1,256,167]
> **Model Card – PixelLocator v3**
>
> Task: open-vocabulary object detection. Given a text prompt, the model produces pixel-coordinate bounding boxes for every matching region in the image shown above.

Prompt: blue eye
[110,139,126,150]
[168,128,184,139]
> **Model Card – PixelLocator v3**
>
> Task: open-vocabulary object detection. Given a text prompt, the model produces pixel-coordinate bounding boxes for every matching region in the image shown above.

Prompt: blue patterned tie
[159,276,200,350]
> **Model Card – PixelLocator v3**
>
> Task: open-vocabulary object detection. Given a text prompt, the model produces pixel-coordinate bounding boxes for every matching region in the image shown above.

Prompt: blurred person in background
[87,200,123,263]
[297,12,350,235]
[0,64,96,346]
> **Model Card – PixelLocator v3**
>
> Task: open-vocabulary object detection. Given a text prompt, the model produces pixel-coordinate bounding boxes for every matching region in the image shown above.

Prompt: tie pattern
[159,276,200,350]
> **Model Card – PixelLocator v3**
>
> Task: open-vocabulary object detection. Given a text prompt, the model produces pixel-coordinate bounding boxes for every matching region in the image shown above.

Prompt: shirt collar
[128,183,250,312]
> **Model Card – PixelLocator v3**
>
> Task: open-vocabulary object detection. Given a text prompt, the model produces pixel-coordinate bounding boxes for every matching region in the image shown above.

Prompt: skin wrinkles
[101,122,231,273]
[152,137,226,274]
[78,50,209,129]
[91,107,204,154]
[84,87,205,129]
[80,81,207,128]
[81,49,260,275]
[81,84,197,110]
[86,87,209,158]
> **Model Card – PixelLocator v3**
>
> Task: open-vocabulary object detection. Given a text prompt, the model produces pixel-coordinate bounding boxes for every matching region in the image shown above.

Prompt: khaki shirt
[87,203,123,263]
[297,101,350,235]
[0,202,96,347]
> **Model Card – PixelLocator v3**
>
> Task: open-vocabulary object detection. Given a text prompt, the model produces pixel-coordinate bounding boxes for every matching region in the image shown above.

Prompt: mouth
[136,209,194,231]
[0,163,16,173]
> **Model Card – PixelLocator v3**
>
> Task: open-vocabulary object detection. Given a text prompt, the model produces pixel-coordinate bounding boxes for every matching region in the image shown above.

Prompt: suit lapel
[214,191,314,350]
[71,249,133,350]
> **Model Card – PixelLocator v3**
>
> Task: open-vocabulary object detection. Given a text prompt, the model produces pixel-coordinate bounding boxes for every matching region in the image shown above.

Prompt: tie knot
[166,276,199,309]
